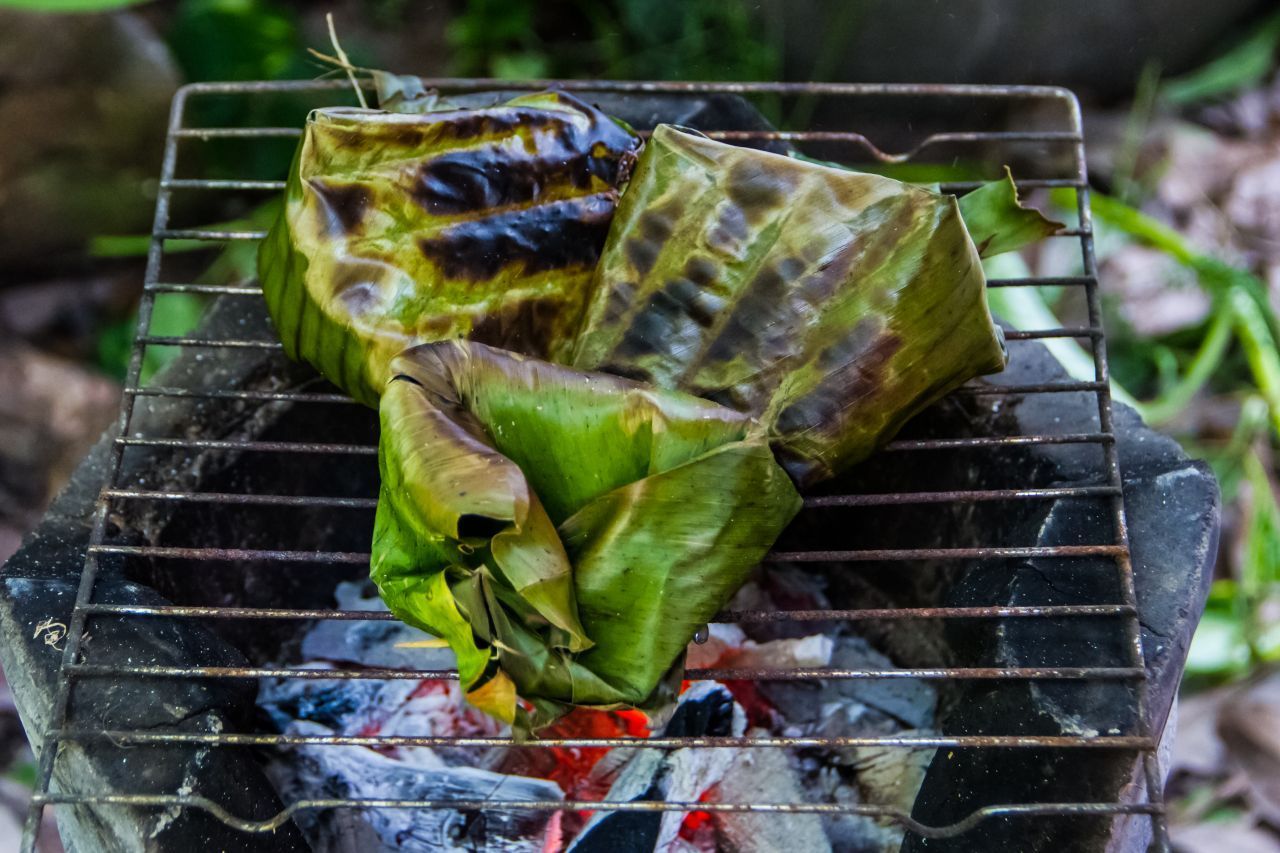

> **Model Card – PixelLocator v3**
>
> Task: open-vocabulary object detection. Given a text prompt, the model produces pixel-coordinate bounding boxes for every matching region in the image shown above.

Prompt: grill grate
[20,79,1168,851]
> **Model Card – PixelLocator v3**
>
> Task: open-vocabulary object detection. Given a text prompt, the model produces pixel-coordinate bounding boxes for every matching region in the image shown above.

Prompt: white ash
[264,720,561,852]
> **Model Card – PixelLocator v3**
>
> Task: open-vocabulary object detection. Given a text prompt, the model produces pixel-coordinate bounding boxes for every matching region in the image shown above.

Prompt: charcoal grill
[1,79,1217,853]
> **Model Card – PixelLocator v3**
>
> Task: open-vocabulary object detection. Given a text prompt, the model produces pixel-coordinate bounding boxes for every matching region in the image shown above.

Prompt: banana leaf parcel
[371,341,801,728]
[572,125,1059,486]
[258,91,641,406]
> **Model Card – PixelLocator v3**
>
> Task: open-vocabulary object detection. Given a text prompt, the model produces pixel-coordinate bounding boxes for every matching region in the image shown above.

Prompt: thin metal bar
[101,489,377,509]
[146,283,261,295]
[137,336,281,349]
[941,178,1083,192]
[28,791,1158,840]
[88,544,370,564]
[143,276,1094,296]
[162,179,286,190]
[115,437,378,455]
[123,380,1103,405]
[155,228,267,241]
[954,380,1106,395]
[1074,108,1170,849]
[98,484,1116,510]
[79,601,1135,622]
[769,544,1125,561]
[883,433,1112,450]
[1004,327,1101,340]
[87,542,1124,564]
[113,432,1112,456]
[175,78,1078,97]
[803,486,1119,506]
[986,275,1094,288]
[123,387,355,404]
[65,663,1145,681]
[61,729,1152,750]
[173,127,301,139]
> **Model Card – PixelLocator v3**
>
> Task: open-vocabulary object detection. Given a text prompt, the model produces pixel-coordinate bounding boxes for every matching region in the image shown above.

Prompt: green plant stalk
[1142,303,1234,424]
[1240,446,1280,664]
[1231,287,1280,441]
[1078,189,1280,440]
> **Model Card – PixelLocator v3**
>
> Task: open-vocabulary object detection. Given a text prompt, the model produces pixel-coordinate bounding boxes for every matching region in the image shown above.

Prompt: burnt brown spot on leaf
[417,194,615,281]
[309,180,371,234]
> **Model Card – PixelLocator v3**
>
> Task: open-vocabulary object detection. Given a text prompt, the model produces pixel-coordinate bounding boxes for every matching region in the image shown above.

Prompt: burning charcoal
[265,720,561,852]
[569,684,743,852]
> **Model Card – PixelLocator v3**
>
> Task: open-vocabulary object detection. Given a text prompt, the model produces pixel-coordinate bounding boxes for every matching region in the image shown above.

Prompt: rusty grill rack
[21,79,1167,851]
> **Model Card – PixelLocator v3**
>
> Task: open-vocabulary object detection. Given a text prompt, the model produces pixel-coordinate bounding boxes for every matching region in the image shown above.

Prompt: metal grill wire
[19,79,1168,851]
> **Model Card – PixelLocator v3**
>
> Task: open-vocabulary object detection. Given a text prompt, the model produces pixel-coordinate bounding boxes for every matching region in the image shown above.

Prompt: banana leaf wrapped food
[258,90,642,406]
[572,125,1060,485]
[372,340,801,728]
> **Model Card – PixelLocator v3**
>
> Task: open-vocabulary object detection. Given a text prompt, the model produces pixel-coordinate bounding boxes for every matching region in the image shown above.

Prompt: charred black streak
[468,295,564,357]
[408,98,640,216]
[309,181,370,234]
[724,159,791,221]
[774,329,904,436]
[702,261,792,365]
[417,194,615,281]
[625,237,660,277]
[683,256,720,287]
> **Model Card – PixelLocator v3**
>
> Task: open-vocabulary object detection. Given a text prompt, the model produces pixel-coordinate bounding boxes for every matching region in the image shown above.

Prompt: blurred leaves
[446,0,779,83]
[1162,9,1280,106]
[0,0,145,9]
[167,0,304,83]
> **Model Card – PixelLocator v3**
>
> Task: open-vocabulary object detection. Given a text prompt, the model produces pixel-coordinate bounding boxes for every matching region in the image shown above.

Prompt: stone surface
[895,343,1219,852]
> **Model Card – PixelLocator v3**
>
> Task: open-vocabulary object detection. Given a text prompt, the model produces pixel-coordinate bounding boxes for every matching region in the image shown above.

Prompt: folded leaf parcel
[257,87,1060,730]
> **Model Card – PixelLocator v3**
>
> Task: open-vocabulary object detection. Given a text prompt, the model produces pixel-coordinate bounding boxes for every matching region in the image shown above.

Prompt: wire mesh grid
[20,79,1168,851]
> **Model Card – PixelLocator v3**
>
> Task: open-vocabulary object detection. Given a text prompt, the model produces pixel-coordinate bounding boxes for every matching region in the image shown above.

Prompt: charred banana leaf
[259,91,641,406]
[371,341,800,727]
[573,125,1034,485]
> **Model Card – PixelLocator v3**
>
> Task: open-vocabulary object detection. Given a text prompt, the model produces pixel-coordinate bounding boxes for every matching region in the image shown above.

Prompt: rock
[0,342,119,563]
[896,337,1219,853]
[0,9,178,273]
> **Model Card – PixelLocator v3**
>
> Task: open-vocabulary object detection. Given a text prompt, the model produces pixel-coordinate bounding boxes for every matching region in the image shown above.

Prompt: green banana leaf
[572,125,1041,485]
[957,167,1064,258]
[258,90,642,406]
[371,341,800,728]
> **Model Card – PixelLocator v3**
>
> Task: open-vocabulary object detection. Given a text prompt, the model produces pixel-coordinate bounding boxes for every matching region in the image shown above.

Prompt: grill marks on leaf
[774,325,903,436]
[417,194,616,281]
